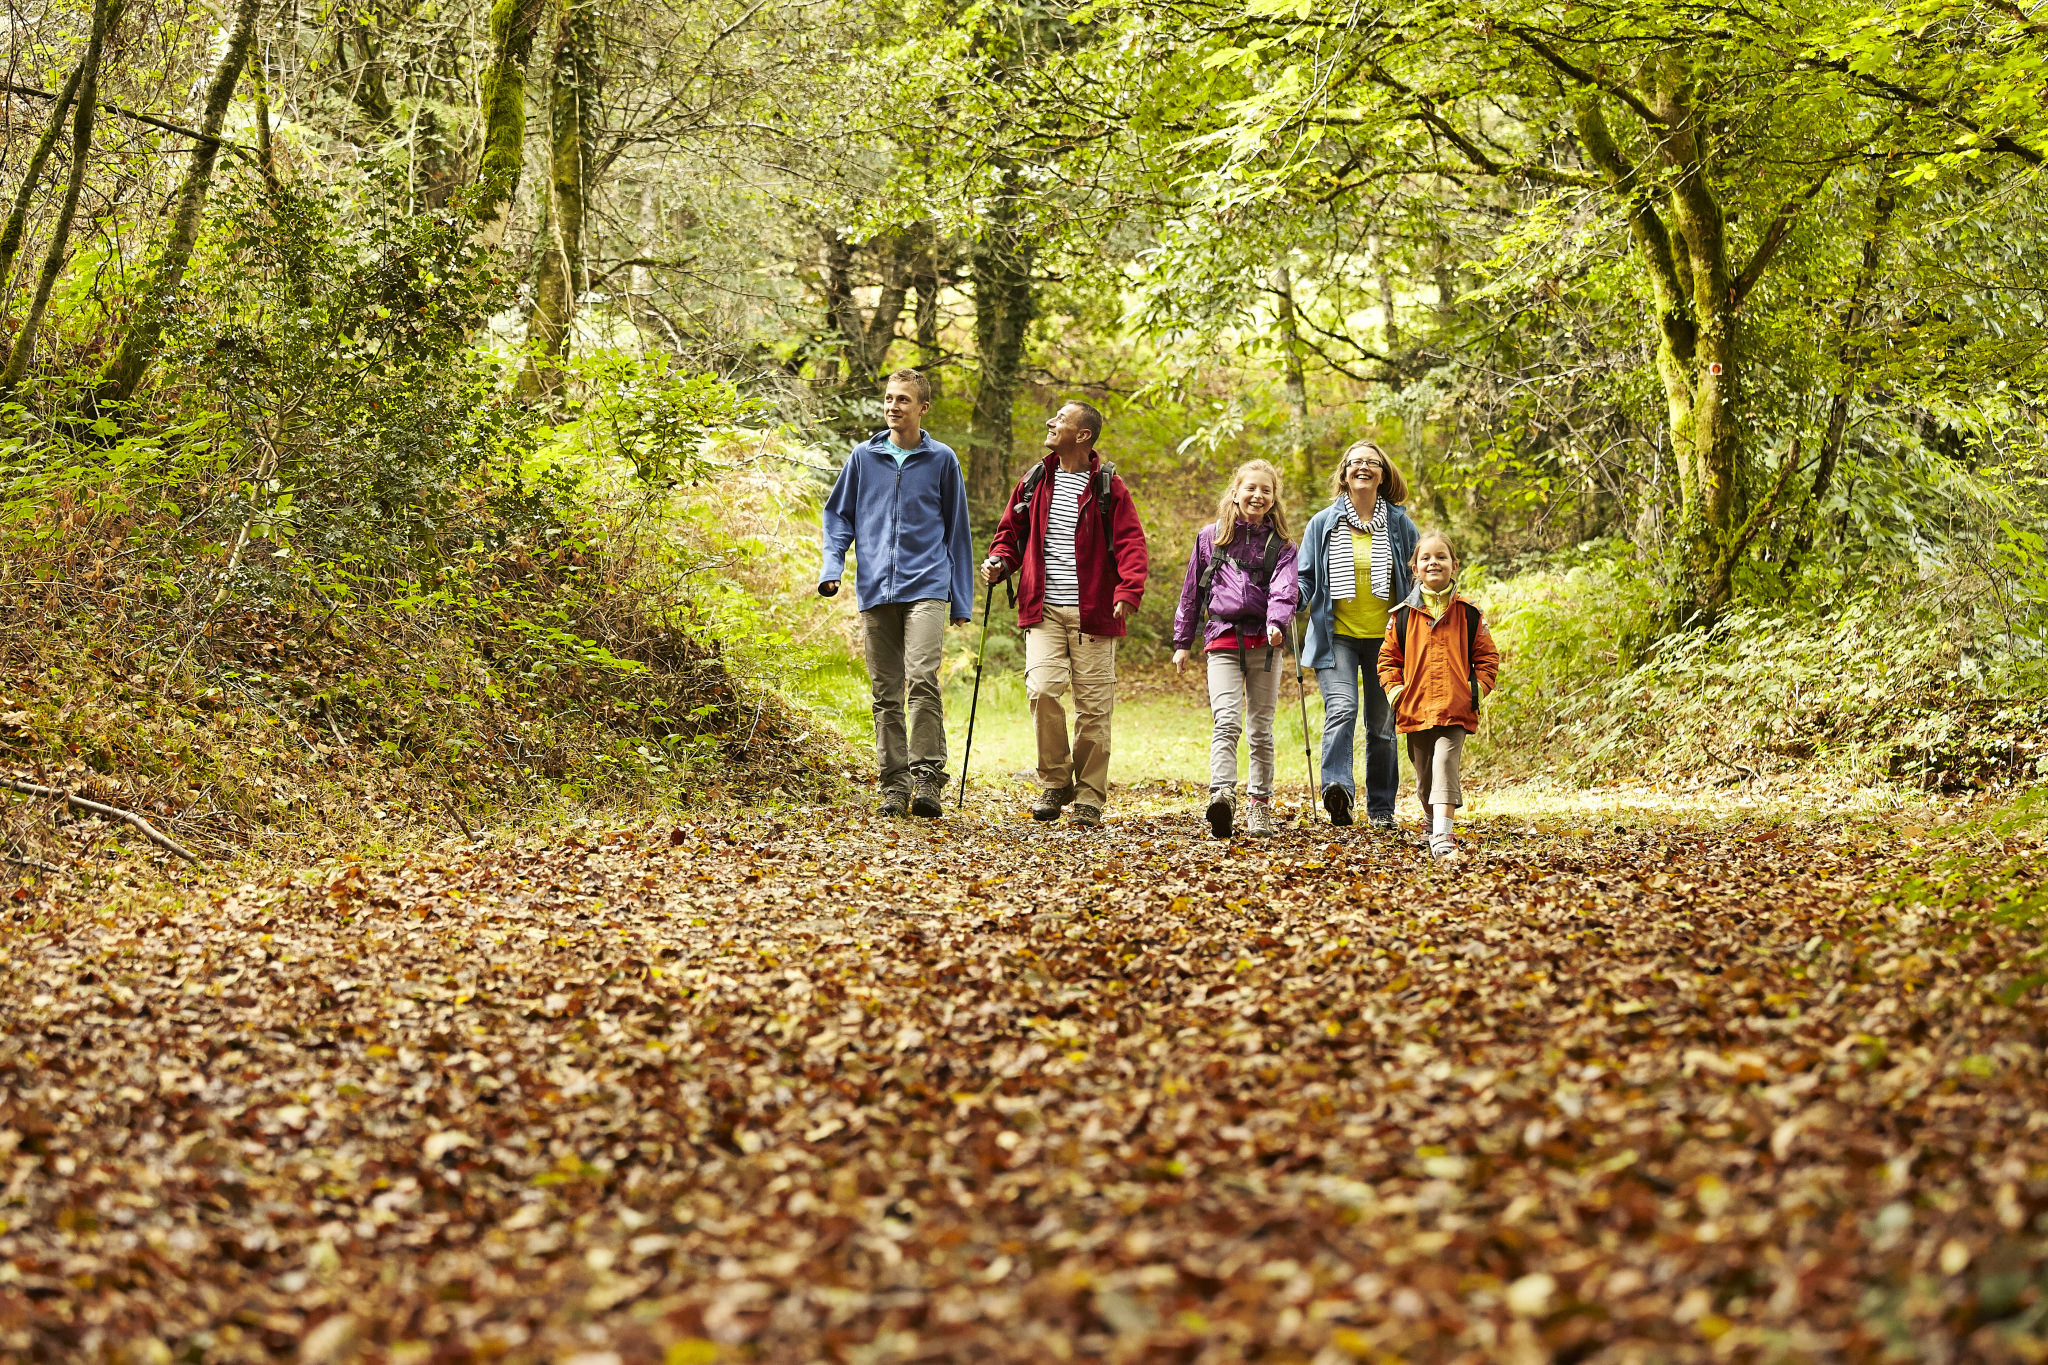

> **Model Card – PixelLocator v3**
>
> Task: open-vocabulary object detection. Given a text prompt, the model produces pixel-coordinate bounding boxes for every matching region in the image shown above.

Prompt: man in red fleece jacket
[981,400,1149,828]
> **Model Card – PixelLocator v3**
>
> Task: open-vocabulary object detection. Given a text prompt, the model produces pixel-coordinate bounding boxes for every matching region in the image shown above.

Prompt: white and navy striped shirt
[1043,470,1090,607]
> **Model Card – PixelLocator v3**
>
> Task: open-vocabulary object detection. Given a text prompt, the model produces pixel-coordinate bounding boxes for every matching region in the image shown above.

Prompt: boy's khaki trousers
[861,598,949,795]
[1024,604,1117,808]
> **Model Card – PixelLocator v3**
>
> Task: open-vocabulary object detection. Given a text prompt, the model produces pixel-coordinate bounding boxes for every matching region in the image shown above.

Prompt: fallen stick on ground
[4,853,62,873]
[0,778,203,864]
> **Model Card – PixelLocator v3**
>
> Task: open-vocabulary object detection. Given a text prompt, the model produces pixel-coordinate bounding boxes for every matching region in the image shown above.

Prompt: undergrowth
[0,178,860,872]
[1470,541,2048,793]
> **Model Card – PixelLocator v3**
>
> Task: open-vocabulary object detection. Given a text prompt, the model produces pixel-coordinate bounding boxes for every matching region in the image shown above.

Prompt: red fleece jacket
[987,451,1150,637]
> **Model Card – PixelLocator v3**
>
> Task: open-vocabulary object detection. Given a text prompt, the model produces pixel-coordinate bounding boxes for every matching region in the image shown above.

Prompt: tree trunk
[472,0,547,245]
[0,59,86,300]
[1271,263,1311,492]
[815,227,855,391]
[1785,188,1897,581]
[1575,77,1745,627]
[966,193,1034,509]
[1373,233,1398,354]
[522,0,597,397]
[92,0,254,410]
[913,220,942,398]
[856,235,911,383]
[1,0,120,392]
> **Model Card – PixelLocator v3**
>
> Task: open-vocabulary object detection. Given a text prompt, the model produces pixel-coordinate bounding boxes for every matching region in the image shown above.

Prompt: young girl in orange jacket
[1377,531,1501,860]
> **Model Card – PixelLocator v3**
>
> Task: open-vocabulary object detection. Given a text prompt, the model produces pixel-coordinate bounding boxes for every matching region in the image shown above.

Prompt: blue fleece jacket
[1297,498,1419,670]
[819,430,976,618]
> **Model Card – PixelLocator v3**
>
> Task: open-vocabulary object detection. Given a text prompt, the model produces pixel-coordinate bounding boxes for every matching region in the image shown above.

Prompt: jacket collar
[1400,583,1462,610]
[1039,448,1101,475]
[865,429,934,457]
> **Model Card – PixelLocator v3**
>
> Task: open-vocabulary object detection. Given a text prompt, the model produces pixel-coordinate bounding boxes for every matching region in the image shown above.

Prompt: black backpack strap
[1011,462,1048,562]
[1393,604,1411,659]
[1465,601,1483,714]
[1096,462,1117,546]
[1262,527,1283,583]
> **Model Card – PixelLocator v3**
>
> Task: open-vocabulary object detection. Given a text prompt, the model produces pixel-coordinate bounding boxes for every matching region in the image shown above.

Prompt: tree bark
[1785,188,1897,581]
[92,0,254,410]
[913,220,942,398]
[0,58,86,300]
[1,0,120,392]
[523,0,597,397]
[1575,77,1744,626]
[857,235,911,383]
[1271,263,1311,491]
[966,187,1034,508]
[472,0,547,245]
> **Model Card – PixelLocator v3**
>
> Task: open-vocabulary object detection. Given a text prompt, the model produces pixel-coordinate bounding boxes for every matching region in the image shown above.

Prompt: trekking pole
[1294,619,1321,823]
[956,580,996,811]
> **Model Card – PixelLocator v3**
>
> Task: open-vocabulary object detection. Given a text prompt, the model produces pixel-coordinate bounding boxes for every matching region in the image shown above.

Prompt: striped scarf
[1325,496,1391,605]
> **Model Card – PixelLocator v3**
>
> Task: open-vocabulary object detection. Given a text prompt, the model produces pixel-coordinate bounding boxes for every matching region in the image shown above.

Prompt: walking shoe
[910,767,946,818]
[1206,787,1235,839]
[1368,813,1398,832]
[1069,803,1103,829]
[878,788,909,818]
[1322,784,1354,827]
[1032,785,1076,821]
[1244,797,1276,838]
[1428,832,1459,860]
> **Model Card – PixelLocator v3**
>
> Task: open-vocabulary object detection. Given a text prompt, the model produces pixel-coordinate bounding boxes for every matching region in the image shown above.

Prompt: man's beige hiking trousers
[1024,603,1117,809]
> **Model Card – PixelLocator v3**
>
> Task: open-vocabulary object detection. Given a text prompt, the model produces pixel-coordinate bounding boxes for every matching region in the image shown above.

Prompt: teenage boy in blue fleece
[819,368,976,818]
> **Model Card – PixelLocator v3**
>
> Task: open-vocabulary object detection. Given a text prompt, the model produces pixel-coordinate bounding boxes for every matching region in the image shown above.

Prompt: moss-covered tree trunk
[1,0,121,392]
[967,181,1034,509]
[523,0,598,398]
[472,0,547,246]
[92,0,254,410]
[1271,262,1311,493]
[0,57,87,296]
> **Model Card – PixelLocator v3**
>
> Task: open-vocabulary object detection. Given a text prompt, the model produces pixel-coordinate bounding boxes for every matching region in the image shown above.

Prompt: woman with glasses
[1296,441,1420,828]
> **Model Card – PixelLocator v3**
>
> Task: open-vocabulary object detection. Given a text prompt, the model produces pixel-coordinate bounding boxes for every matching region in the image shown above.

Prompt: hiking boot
[1069,802,1102,829]
[878,788,909,818]
[1244,797,1276,838]
[1428,832,1459,860]
[1032,785,1075,821]
[1323,785,1354,827]
[910,767,946,818]
[1368,813,1398,832]
[1206,787,1235,839]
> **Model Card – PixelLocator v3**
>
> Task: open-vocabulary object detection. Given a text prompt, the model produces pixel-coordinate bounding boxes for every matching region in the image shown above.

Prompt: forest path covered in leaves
[7,803,2048,1363]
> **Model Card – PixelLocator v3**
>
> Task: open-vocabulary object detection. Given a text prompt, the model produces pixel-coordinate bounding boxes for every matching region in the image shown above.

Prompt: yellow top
[1332,526,1391,640]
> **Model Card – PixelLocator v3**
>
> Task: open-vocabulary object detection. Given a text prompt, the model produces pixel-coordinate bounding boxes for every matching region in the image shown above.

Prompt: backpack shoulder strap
[1393,604,1411,654]
[1014,462,1046,513]
[1465,600,1484,712]
[1096,461,1117,536]
[1256,527,1283,586]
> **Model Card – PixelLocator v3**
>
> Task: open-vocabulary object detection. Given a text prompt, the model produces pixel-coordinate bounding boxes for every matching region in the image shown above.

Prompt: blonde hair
[1329,441,1409,505]
[1410,529,1457,571]
[1214,459,1292,548]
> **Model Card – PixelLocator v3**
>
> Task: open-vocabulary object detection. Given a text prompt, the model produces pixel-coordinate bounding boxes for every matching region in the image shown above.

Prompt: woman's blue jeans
[1316,633,1398,821]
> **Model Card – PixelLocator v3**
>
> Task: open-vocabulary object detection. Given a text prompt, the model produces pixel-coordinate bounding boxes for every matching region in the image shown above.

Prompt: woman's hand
[1172,648,1190,673]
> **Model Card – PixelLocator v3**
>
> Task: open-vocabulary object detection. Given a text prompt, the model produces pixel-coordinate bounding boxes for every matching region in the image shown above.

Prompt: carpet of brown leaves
[5,806,2047,1363]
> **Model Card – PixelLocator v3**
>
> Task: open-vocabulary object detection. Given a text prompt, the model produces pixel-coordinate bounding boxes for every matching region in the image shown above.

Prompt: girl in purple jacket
[1171,460,1301,839]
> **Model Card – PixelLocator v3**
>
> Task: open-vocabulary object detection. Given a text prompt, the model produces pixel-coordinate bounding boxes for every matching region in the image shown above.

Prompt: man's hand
[953,618,971,628]
[1112,600,1133,621]
[979,558,1010,586]
[819,581,840,597]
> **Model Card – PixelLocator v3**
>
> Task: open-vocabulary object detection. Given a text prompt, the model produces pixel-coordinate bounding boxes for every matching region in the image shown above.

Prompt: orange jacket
[1377,591,1501,734]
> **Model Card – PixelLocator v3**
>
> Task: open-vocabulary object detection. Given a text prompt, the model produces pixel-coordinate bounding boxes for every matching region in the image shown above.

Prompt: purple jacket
[1171,521,1300,650]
